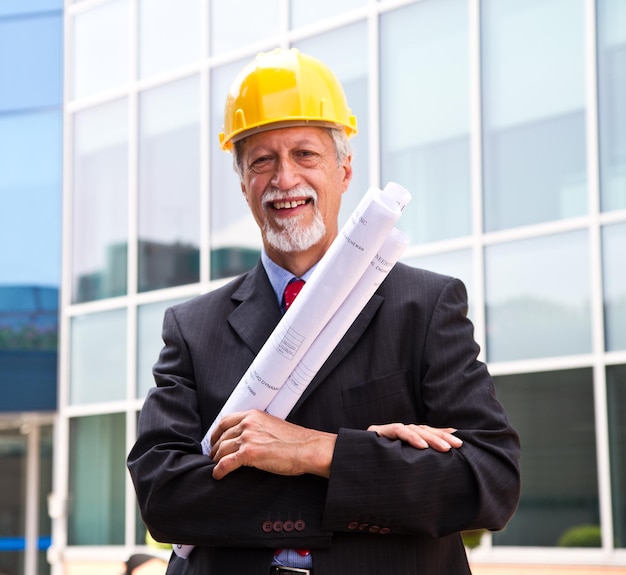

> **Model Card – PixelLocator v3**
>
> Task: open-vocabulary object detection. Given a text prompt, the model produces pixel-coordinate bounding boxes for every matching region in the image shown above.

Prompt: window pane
[598,0,626,211]
[138,77,201,292]
[72,99,128,303]
[494,369,599,547]
[403,250,474,322]
[381,0,470,244]
[138,0,201,79]
[0,12,62,111]
[137,297,188,398]
[0,286,58,411]
[210,59,262,280]
[70,310,126,405]
[0,0,62,16]
[0,429,26,574]
[0,110,62,286]
[485,231,591,362]
[293,21,368,225]
[210,0,279,56]
[68,414,125,545]
[481,0,587,232]
[290,0,366,28]
[607,364,626,548]
[602,223,626,351]
[72,0,129,99]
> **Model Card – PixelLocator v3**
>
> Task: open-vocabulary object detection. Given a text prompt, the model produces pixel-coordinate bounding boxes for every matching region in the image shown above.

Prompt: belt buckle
[270,567,312,575]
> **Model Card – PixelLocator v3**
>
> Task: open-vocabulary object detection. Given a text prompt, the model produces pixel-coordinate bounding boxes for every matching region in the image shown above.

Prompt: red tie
[282,279,305,312]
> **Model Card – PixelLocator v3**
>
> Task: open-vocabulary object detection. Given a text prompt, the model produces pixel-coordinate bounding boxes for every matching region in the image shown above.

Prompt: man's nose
[270,157,301,189]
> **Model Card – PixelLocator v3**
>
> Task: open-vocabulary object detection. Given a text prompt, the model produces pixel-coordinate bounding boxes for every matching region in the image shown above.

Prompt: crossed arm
[209,410,462,480]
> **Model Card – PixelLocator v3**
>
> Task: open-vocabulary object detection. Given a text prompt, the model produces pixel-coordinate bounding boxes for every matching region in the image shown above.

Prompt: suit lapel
[227,263,282,356]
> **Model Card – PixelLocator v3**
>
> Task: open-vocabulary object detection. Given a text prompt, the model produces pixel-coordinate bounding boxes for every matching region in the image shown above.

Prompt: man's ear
[341,155,353,194]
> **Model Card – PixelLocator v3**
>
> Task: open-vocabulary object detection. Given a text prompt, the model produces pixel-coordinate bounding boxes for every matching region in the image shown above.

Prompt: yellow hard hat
[219,48,358,151]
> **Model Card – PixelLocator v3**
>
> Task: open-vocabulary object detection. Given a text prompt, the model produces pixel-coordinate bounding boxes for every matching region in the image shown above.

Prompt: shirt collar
[261,249,317,307]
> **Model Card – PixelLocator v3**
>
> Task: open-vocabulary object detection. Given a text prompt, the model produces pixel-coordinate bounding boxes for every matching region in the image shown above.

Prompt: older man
[128,48,520,575]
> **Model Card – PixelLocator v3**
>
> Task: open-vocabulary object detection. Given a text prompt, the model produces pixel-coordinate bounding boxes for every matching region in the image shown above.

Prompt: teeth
[273,199,307,209]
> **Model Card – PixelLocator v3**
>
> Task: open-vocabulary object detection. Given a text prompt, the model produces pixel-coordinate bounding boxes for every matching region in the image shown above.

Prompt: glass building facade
[0,2,62,575]
[26,0,625,572]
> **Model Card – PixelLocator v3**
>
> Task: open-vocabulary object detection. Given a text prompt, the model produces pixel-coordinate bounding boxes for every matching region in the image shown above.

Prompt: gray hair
[232,127,352,181]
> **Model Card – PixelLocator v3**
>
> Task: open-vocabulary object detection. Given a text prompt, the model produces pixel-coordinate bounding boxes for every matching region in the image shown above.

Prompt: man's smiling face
[239,126,352,267]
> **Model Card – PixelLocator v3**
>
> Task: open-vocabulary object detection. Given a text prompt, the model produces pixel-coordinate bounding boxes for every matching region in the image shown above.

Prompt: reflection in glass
[72,99,128,303]
[294,22,368,225]
[72,0,128,99]
[0,12,62,111]
[597,0,626,211]
[494,369,599,546]
[485,231,591,362]
[68,414,125,545]
[0,286,58,411]
[290,0,365,29]
[602,223,626,351]
[70,310,126,405]
[607,365,626,548]
[381,0,470,245]
[404,250,474,322]
[139,77,201,292]
[210,0,279,56]
[210,60,262,280]
[138,0,201,78]
[137,297,188,398]
[481,0,587,231]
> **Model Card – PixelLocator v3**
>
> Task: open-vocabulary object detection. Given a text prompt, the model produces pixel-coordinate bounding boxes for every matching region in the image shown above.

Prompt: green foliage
[557,524,602,548]
[462,529,486,549]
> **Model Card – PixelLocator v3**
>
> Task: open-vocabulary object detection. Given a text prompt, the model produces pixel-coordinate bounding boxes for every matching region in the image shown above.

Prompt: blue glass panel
[482,0,587,231]
[0,0,62,17]
[607,364,626,548]
[597,0,626,211]
[68,414,125,545]
[0,13,62,111]
[138,76,201,292]
[290,0,366,28]
[72,0,129,99]
[210,0,279,56]
[138,0,201,78]
[380,0,471,244]
[70,310,126,405]
[0,110,62,286]
[602,223,626,351]
[485,230,592,362]
[0,286,58,411]
[494,369,599,546]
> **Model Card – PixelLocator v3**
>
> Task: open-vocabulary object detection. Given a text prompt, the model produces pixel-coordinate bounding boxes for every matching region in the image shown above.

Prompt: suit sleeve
[322,277,521,538]
[127,307,332,549]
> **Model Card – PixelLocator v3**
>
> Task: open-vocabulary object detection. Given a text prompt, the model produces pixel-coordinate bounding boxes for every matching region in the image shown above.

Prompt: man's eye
[251,156,271,166]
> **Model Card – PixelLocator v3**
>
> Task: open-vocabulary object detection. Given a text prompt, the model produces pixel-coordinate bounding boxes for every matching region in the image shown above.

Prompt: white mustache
[262,185,318,204]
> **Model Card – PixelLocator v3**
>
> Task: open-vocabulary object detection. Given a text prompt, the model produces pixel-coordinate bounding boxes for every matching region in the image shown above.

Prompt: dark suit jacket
[128,261,521,575]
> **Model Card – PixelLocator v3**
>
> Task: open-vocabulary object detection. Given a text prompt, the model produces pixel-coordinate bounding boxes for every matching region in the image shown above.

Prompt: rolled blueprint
[265,226,409,418]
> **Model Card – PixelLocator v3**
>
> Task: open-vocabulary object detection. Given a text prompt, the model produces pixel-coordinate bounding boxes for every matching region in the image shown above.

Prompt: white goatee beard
[262,186,326,254]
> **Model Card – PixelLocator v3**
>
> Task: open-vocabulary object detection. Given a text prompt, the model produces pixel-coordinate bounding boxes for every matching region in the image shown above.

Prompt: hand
[209,410,336,480]
[367,423,462,452]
